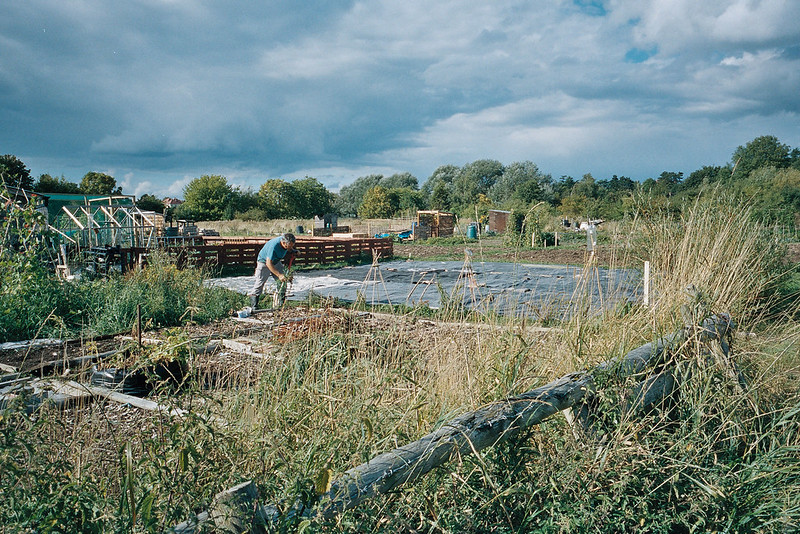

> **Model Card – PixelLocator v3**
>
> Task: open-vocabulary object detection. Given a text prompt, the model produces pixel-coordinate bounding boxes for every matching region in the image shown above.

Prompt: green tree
[429,181,451,211]
[258,179,295,219]
[380,172,419,190]
[453,159,504,210]
[422,164,460,209]
[34,174,81,193]
[736,167,800,226]
[358,186,394,218]
[81,172,121,195]
[292,176,334,218]
[182,174,232,221]
[552,175,576,206]
[573,174,598,199]
[0,155,34,190]
[731,135,792,180]
[337,174,383,216]
[559,194,588,219]
[490,161,550,206]
[654,171,683,196]
[388,187,425,215]
[682,165,728,193]
[596,175,636,219]
[229,187,259,218]
[136,194,164,213]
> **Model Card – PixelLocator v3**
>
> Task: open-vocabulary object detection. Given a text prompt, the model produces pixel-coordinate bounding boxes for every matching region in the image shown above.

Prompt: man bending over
[248,232,297,309]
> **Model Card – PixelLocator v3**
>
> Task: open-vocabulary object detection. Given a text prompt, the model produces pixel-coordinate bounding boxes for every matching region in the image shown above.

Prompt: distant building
[163,197,184,209]
[414,210,455,240]
[488,210,512,233]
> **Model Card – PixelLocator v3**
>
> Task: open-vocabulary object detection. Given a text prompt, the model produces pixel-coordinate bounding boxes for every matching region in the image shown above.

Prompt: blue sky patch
[573,0,607,17]
[625,47,658,63]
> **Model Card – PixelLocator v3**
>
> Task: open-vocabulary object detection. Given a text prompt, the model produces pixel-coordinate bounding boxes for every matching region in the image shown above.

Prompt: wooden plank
[58,380,228,426]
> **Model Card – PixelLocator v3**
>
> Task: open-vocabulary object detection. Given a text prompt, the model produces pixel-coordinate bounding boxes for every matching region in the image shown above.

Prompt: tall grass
[631,192,787,327]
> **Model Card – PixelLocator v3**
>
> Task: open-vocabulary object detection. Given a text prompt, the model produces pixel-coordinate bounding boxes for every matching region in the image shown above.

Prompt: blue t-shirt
[257,236,289,263]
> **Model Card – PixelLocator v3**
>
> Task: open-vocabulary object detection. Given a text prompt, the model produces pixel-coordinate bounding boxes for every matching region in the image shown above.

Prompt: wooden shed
[488,210,512,233]
[415,210,454,240]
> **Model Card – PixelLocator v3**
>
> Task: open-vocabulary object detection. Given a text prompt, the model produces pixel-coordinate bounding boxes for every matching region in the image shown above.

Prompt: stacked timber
[416,210,455,239]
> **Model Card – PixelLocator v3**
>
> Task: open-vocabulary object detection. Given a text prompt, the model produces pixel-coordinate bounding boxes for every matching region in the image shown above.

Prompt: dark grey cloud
[1,0,798,197]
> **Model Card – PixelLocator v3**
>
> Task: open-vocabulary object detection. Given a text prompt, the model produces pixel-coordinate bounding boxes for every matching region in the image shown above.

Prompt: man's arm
[265,258,287,282]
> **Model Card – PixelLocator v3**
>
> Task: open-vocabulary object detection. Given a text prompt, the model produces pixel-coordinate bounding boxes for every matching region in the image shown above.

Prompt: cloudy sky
[2,0,798,198]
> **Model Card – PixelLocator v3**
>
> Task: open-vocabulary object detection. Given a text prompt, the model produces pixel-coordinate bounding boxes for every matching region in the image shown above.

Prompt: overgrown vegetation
[0,186,243,343]
[2,187,800,532]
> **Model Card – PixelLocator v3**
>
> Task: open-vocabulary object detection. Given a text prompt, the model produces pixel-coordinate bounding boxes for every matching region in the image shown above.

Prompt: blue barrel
[467,224,478,239]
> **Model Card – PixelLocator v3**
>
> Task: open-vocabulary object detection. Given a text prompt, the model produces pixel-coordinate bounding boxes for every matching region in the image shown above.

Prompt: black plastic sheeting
[90,361,186,397]
[210,260,641,319]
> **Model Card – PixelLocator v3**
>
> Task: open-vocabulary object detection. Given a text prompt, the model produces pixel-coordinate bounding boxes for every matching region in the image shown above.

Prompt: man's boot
[249,294,259,309]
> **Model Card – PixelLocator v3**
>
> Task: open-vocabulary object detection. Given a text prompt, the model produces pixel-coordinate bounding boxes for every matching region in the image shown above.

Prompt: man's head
[281,232,296,249]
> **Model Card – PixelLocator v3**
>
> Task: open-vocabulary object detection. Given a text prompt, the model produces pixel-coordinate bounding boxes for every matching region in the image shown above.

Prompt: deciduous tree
[259,179,295,219]
[337,174,383,216]
[34,174,81,194]
[182,174,232,221]
[292,176,334,218]
[380,172,419,190]
[490,160,550,206]
[136,194,164,213]
[0,155,33,190]
[453,159,504,210]
[731,135,791,180]
[81,172,121,195]
[358,186,393,218]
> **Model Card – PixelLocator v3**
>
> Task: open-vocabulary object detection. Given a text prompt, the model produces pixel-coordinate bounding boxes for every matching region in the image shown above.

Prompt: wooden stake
[137,304,142,351]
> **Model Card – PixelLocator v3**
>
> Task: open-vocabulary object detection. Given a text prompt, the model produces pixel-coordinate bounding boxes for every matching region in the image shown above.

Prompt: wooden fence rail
[115,237,393,270]
[169,313,735,533]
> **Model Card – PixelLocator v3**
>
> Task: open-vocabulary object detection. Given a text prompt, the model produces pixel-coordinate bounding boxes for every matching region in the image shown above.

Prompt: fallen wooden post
[316,371,594,518]
[169,314,734,532]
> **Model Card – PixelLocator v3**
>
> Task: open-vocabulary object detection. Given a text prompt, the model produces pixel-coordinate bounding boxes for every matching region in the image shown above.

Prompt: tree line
[2,135,799,224]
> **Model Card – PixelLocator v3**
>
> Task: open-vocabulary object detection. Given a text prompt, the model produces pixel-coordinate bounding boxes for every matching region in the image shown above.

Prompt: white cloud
[615,0,800,53]
[720,49,780,67]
